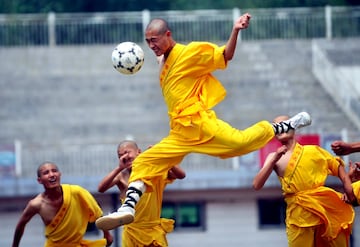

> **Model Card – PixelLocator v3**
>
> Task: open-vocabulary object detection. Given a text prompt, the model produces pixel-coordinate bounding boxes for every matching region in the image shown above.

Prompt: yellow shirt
[280,143,354,240]
[351,180,360,205]
[122,176,174,247]
[160,42,227,143]
[44,184,106,247]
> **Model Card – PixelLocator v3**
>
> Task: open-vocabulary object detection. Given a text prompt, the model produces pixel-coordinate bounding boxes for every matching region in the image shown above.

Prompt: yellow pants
[287,224,350,247]
[130,114,274,191]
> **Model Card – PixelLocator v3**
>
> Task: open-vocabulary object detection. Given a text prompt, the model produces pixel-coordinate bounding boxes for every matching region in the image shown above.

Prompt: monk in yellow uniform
[96,14,312,230]
[253,116,356,247]
[97,140,185,246]
[12,162,113,247]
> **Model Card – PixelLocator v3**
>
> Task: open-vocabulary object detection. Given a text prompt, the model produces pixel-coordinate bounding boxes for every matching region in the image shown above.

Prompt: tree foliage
[0,0,358,13]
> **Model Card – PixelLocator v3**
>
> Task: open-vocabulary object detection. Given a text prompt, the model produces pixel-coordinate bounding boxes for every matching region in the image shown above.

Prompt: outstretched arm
[331,141,360,156]
[253,145,287,190]
[168,165,186,180]
[12,201,38,247]
[224,13,251,62]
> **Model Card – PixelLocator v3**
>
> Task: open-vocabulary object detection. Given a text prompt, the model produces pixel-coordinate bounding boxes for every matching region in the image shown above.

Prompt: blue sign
[0,145,16,177]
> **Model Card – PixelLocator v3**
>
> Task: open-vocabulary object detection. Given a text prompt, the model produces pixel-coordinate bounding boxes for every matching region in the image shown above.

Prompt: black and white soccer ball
[111,42,145,75]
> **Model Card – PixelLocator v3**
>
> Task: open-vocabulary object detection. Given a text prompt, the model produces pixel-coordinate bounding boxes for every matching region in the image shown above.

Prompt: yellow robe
[280,143,354,245]
[130,42,275,190]
[121,176,174,247]
[352,180,360,205]
[44,184,106,247]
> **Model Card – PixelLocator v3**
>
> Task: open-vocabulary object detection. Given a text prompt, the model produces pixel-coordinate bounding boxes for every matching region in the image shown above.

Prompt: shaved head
[37,161,59,177]
[146,18,170,35]
[118,140,139,150]
[145,18,176,58]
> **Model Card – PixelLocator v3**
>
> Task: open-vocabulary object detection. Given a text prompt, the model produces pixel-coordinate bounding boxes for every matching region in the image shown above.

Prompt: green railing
[0,6,359,46]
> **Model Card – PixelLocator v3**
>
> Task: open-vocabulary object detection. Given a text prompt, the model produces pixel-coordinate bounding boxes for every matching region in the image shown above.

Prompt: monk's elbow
[252,182,262,191]
[98,186,105,193]
[224,56,233,63]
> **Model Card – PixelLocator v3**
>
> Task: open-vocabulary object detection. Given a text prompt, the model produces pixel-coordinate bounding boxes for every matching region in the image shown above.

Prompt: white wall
[4,200,360,247]
[1,211,45,247]
[1,200,288,247]
[167,200,287,247]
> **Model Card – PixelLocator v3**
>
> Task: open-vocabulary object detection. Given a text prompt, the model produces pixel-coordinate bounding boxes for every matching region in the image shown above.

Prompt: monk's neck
[286,139,297,151]
[280,138,297,151]
[44,186,63,201]
[164,42,176,60]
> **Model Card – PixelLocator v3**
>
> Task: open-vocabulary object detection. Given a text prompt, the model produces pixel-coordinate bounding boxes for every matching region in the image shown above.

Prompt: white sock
[122,180,146,209]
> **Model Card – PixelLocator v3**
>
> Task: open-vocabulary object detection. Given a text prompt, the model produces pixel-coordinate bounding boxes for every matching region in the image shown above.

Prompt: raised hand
[235,13,251,30]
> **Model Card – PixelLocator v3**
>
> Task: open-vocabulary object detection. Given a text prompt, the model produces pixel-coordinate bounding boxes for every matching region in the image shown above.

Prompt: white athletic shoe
[287,111,312,129]
[95,207,135,231]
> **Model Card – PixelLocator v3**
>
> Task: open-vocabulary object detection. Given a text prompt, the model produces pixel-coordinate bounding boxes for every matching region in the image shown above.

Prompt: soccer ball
[111,42,145,75]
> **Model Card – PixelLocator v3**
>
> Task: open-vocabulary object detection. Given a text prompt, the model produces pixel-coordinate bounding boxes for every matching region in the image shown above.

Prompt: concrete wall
[2,199,288,247]
[4,188,360,247]
[1,40,359,147]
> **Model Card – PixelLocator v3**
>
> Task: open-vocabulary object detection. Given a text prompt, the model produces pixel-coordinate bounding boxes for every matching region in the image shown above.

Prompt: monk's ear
[37,177,43,184]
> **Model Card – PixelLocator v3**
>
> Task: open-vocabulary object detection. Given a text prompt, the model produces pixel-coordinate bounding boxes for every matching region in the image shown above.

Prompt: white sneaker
[95,207,135,231]
[288,111,312,129]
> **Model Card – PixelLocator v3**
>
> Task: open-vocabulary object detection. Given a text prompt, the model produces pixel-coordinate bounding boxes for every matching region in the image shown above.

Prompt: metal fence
[0,6,359,46]
[17,140,237,178]
[8,130,360,178]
